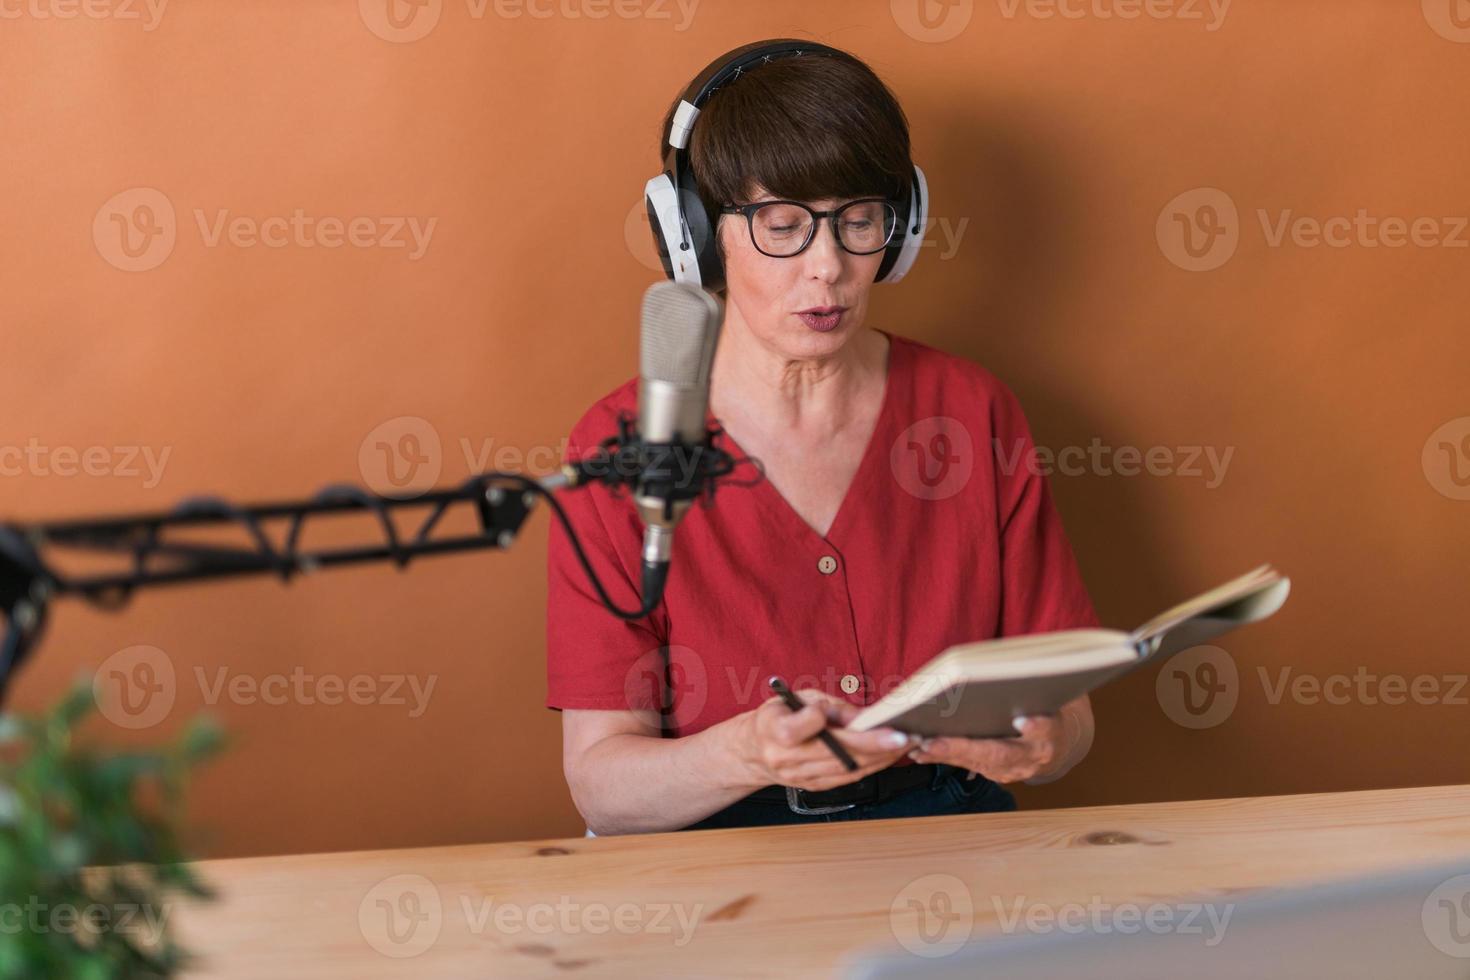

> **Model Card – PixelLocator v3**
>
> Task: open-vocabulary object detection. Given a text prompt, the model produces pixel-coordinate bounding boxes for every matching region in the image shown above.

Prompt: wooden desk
[176,784,1470,977]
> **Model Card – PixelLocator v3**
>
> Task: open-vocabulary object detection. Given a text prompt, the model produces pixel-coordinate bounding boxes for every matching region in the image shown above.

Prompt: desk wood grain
[175,784,1470,977]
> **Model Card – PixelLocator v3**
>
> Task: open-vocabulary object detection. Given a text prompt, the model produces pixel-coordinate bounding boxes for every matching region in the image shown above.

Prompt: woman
[546,40,1098,835]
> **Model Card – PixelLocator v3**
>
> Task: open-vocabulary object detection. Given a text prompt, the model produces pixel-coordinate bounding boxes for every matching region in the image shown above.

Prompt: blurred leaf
[0,713,27,745]
[54,683,98,728]
[0,687,225,978]
[178,717,225,764]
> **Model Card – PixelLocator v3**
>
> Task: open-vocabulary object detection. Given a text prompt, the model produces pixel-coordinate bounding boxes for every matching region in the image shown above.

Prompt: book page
[947,628,1131,665]
[848,630,1131,732]
[1130,565,1285,645]
[1130,566,1291,665]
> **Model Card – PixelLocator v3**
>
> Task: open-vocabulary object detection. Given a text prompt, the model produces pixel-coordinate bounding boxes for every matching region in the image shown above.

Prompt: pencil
[766,675,859,772]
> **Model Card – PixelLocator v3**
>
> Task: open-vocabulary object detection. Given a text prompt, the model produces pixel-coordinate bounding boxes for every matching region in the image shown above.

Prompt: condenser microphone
[634,281,723,605]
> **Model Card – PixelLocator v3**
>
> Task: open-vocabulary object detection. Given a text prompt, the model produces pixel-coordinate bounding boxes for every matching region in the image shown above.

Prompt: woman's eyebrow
[749,196,872,206]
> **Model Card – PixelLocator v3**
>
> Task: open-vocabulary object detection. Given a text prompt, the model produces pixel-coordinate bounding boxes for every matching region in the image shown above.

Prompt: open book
[847,565,1290,738]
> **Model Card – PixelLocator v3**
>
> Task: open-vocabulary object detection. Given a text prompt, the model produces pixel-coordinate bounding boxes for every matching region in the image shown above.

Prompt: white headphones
[644,39,929,293]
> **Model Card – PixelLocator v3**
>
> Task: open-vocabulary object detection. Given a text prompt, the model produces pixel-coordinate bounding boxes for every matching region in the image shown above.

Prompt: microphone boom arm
[0,474,539,707]
[0,419,747,708]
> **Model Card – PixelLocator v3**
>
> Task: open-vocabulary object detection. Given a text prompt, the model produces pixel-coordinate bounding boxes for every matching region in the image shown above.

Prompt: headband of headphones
[644,39,928,293]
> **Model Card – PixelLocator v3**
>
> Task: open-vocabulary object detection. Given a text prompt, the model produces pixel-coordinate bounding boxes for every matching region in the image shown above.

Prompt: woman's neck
[708,316,888,441]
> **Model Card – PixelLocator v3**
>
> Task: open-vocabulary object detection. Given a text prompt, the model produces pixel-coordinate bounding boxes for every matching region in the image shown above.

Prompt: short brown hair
[660,46,913,253]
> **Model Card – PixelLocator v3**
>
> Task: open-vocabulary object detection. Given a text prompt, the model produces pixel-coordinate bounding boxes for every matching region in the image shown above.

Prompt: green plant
[0,684,223,979]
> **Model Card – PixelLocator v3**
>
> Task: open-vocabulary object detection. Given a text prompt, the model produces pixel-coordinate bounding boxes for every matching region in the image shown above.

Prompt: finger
[829,726,919,756]
[775,750,867,785]
[1012,714,1062,742]
[784,753,901,790]
[769,702,831,746]
[779,737,913,782]
[812,693,869,727]
[773,731,866,768]
[910,734,1029,770]
[1013,715,1063,770]
[779,731,916,775]
[787,688,844,710]
[774,689,861,729]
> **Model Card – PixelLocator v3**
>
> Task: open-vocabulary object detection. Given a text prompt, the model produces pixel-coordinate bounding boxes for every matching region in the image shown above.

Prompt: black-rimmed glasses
[718,198,899,258]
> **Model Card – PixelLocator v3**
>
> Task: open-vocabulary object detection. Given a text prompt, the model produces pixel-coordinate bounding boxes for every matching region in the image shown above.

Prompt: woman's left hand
[905,696,1093,785]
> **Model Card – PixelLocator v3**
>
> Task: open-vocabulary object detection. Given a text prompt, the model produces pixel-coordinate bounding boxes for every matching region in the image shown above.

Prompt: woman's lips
[796,308,847,332]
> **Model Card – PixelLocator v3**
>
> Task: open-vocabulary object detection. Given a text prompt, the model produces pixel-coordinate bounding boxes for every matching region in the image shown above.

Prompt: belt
[749,763,944,815]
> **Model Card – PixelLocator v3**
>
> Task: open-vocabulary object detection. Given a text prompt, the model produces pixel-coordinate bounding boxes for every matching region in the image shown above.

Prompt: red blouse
[545,331,1099,741]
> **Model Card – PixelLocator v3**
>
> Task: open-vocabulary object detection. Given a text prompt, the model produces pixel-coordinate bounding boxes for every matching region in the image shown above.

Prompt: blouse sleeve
[544,412,673,712]
[989,381,1102,635]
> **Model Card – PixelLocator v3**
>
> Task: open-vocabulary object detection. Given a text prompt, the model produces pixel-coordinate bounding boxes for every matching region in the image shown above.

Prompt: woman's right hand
[736,689,921,792]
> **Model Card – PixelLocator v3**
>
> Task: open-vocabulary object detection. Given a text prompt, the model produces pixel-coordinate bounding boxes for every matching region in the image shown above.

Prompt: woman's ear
[713,213,732,255]
[712,216,732,286]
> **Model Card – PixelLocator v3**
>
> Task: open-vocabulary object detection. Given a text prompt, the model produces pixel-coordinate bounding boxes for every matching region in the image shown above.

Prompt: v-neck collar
[708,329,903,546]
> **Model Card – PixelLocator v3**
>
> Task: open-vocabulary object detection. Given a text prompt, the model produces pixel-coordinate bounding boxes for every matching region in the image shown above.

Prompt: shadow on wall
[883,109,1179,611]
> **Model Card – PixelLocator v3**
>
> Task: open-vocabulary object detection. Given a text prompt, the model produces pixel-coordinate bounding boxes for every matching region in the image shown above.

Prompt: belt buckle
[784,785,859,815]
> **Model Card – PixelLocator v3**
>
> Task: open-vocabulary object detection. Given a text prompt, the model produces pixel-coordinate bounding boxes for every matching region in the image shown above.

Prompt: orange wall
[3,0,1468,857]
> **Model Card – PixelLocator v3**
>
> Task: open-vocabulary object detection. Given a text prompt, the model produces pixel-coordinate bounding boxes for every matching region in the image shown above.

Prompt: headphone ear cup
[645,173,684,282]
[876,164,928,284]
[676,176,724,293]
[643,164,724,290]
[675,147,724,292]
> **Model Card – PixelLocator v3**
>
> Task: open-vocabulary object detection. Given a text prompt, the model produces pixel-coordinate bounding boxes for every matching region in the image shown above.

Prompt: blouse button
[817,555,838,575]
[840,673,860,694]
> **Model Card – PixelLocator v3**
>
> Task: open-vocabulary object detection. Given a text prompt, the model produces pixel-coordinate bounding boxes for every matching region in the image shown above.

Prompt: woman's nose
[802,218,844,281]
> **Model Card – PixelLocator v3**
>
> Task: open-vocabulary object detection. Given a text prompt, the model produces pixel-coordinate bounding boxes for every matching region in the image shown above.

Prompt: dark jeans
[679,764,1017,831]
